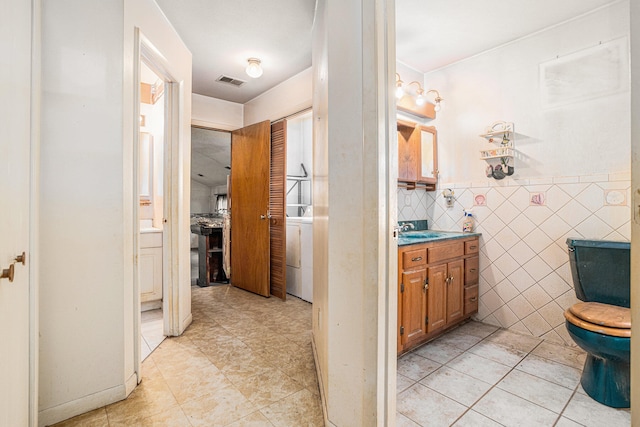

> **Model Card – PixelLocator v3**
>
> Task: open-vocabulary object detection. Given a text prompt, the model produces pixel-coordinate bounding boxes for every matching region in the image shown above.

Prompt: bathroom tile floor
[52,285,323,426]
[141,308,165,361]
[397,321,631,427]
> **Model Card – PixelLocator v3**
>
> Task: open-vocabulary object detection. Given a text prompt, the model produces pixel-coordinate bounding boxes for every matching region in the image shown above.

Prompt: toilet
[564,238,630,408]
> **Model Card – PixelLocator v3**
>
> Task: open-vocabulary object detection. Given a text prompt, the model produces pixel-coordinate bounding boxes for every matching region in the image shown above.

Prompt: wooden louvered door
[270,121,287,300]
[231,121,271,297]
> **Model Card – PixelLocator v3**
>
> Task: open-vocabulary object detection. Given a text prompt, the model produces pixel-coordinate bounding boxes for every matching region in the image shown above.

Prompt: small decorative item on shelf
[480,121,515,179]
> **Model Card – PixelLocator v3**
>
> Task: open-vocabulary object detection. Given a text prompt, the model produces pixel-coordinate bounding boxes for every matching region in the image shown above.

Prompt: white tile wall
[398,173,631,346]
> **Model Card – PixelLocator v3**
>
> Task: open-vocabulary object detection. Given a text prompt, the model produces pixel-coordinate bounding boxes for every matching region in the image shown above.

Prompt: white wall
[399,1,630,345]
[428,2,629,184]
[190,180,212,214]
[39,1,192,424]
[140,91,165,227]
[312,0,396,424]
[192,93,243,130]
[244,67,312,126]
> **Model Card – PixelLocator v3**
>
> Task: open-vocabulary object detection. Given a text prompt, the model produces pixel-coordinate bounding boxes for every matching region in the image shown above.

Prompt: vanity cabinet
[398,236,479,354]
[397,120,438,191]
[140,230,163,311]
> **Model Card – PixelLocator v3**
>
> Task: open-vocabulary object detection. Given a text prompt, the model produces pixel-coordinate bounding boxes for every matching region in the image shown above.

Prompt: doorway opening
[138,60,167,361]
[134,32,183,372]
[189,126,231,288]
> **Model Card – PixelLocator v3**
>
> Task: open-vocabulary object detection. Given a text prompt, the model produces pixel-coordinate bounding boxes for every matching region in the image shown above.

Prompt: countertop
[397,230,481,246]
[191,224,223,235]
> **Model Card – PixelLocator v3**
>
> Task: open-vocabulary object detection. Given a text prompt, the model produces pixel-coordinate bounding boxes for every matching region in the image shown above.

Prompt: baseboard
[141,300,162,312]
[38,383,126,427]
[125,371,138,396]
[311,333,329,427]
[180,312,193,335]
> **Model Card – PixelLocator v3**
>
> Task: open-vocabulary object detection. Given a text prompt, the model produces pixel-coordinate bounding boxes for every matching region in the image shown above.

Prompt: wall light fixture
[396,73,443,111]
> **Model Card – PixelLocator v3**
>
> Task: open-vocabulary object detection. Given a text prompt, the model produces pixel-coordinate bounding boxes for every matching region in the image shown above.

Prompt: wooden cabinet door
[401,269,428,346]
[446,260,464,324]
[427,264,447,333]
[397,122,418,182]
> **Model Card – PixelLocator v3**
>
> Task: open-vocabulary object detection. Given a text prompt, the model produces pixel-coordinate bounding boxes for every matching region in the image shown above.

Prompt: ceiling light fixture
[396,73,444,111]
[245,58,263,78]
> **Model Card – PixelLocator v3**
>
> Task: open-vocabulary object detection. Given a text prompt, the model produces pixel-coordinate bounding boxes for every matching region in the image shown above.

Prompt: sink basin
[400,231,445,239]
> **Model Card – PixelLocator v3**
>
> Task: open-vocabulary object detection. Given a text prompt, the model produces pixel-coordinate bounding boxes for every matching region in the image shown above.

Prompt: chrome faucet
[400,223,415,232]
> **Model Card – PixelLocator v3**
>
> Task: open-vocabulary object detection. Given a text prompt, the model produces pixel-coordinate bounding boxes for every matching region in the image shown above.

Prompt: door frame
[30,1,41,424]
[132,30,181,379]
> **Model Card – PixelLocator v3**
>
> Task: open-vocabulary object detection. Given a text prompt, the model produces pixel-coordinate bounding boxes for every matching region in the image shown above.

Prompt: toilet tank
[566,238,630,308]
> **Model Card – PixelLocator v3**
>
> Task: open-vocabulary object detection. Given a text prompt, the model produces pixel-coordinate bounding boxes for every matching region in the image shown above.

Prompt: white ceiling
[155,0,316,104]
[396,0,616,73]
[156,0,616,104]
[191,127,231,187]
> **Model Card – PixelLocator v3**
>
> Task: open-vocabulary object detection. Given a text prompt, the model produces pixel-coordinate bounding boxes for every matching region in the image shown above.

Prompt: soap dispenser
[463,211,474,233]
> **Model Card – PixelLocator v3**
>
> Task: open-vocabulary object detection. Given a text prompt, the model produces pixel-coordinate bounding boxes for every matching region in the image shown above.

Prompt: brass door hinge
[401,283,405,292]
[400,326,404,335]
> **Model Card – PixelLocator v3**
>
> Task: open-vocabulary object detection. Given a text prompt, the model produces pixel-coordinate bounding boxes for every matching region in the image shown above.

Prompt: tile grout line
[432,329,578,426]
[446,328,529,426]
[552,385,583,427]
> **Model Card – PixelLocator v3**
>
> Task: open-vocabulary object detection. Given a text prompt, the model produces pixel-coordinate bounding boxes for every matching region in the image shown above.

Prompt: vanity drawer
[141,231,163,248]
[465,256,479,285]
[465,240,479,254]
[464,285,479,316]
[428,241,463,264]
[402,248,427,269]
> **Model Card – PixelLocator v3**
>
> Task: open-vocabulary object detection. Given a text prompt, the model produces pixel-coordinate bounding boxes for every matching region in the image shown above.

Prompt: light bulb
[245,58,263,78]
[395,84,404,99]
[415,94,425,106]
[434,101,441,112]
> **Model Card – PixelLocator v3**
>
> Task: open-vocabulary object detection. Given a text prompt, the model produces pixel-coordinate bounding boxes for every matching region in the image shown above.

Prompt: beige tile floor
[397,321,631,427]
[53,285,323,426]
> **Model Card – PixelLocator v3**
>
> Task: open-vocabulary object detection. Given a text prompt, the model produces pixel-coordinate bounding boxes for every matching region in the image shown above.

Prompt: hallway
[54,285,323,426]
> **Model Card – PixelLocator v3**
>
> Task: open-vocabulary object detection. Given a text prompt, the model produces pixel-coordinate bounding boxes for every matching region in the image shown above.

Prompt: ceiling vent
[216,75,246,87]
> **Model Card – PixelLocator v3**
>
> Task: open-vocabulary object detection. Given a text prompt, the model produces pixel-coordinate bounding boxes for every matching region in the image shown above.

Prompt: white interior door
[0,0,33,425]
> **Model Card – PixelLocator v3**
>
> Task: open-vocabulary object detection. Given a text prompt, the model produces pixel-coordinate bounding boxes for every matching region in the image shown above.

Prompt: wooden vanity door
[231,121,271,297]
[427,264,447,333]
[401,269,428,346]
[446,260,464,324]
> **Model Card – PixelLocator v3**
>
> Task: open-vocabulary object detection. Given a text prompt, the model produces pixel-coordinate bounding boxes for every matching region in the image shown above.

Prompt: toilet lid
[565,302,630,338]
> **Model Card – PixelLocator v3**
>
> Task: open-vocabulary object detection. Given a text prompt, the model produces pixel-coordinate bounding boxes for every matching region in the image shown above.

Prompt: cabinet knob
[470,297,478,302]
[411,256,423,262]
[15,252,26,265]
[1,264,15,282]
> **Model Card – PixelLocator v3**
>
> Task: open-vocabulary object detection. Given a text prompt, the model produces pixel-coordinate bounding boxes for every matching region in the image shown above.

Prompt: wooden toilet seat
[564,302,631,338]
